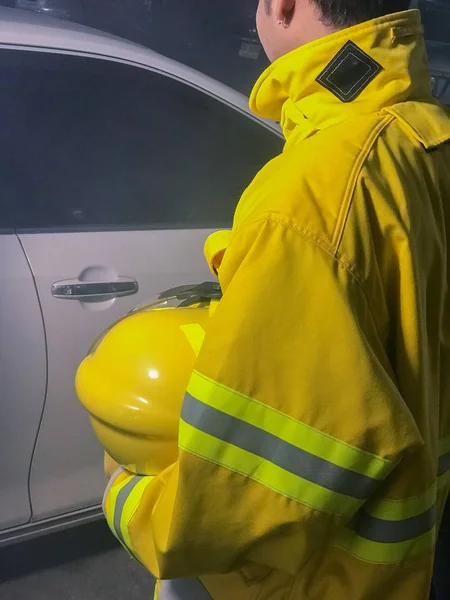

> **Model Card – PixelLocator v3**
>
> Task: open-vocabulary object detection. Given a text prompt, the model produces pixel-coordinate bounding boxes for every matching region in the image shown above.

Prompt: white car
[0,7,283,546]
[12,0,450,102]
[14,0,83,22]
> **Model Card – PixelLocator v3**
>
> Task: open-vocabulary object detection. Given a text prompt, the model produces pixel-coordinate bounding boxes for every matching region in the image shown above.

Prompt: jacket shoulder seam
[265,212,359,276]
[264,213,386,344]
[332,113,395,253]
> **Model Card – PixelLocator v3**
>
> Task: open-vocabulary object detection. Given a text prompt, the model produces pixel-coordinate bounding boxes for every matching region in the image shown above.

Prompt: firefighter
[85,1,450,599]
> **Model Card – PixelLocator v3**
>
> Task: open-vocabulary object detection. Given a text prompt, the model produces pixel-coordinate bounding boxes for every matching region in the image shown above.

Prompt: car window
[418,1,450,106]
[0,203,14,231]
[420,0,450,44]
[0,50,283,231]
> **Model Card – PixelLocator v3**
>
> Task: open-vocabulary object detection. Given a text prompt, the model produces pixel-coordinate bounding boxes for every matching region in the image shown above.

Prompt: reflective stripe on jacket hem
[332,525,436,564]
[331,446,450,563]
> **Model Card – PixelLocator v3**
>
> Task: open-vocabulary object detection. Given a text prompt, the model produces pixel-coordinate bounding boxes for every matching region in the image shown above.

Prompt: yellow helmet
[76,283,220,476]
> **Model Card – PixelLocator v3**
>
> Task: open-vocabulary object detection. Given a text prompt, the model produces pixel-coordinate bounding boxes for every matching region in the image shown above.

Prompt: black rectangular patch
[316,40,383,103]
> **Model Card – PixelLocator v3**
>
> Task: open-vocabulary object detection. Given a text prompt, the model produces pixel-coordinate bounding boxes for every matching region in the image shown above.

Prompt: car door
[0,48,283,520]
[0,222,47,529]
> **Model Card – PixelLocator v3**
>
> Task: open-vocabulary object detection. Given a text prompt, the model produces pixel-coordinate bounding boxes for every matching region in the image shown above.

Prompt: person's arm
[103,215,423,579]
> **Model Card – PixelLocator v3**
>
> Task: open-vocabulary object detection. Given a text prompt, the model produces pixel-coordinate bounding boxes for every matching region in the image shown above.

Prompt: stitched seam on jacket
[123,480,153,560]
[261,214,386,345]
[332,114,395,252]
[179,442,346,515]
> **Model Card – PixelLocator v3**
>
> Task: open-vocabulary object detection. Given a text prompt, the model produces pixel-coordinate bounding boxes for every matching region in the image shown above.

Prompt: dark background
[0,0,269,94]
[0,0,448,96]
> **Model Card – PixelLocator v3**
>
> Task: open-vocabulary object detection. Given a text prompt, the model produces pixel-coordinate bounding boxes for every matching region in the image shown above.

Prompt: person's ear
[273,0,296,27]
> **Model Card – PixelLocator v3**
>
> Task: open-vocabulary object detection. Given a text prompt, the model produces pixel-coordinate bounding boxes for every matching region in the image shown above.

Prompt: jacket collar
[250,10,432,141]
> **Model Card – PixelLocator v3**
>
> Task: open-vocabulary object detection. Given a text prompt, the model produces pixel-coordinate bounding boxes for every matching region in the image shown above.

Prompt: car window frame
[0,43,284,233]
[0,44,282,137]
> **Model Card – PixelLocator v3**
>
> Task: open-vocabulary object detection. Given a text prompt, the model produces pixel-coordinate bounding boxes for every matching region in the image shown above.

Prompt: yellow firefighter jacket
[103,9,450,600]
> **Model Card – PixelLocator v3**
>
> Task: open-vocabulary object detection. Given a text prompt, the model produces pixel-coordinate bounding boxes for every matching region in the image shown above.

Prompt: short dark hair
[264,0,411,26]
[314,0,411,27]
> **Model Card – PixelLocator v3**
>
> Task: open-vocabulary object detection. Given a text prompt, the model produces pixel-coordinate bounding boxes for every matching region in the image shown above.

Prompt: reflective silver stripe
[439,452,450,477]
[113,476,144,545]
[349,505,437,543]
[158,579,213,599]
[102,466,126,515]
[182,393,380,500]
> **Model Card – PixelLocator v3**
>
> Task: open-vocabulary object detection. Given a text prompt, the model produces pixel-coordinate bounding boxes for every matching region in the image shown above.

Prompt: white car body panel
[0,6,283,537]
[0,235,46,529]
[22,230,214,519]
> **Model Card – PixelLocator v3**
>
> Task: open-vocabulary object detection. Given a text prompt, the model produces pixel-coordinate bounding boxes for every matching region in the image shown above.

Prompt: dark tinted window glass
[1,1,267,95]
[420,1,450,105]
[0,202,13,230]
[0,50,282,230]
[421,1,450,43]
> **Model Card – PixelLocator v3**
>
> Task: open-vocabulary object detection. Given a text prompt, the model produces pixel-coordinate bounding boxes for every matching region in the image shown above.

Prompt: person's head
[256,0,411,62]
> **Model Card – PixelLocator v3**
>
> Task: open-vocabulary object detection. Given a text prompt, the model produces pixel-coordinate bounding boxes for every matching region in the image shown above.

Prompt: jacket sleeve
[103,216,423,579]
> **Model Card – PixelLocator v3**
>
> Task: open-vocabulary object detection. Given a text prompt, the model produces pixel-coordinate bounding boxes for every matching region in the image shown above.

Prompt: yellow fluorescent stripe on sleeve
[119,476,155,552]
[105,473,135,544]
[332,525,436,564]
[366,482,438,521]
[365,478,450,524]
[366,439,450,521]
[187,371,393,481]
[179,419,363,517]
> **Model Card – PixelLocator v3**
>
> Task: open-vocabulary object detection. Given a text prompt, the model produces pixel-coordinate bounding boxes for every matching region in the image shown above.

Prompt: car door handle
[52,278,138,301]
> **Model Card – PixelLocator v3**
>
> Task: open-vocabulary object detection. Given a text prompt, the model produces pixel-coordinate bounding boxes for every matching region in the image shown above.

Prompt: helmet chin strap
[159,281,222,304]
[129,282,222,315]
